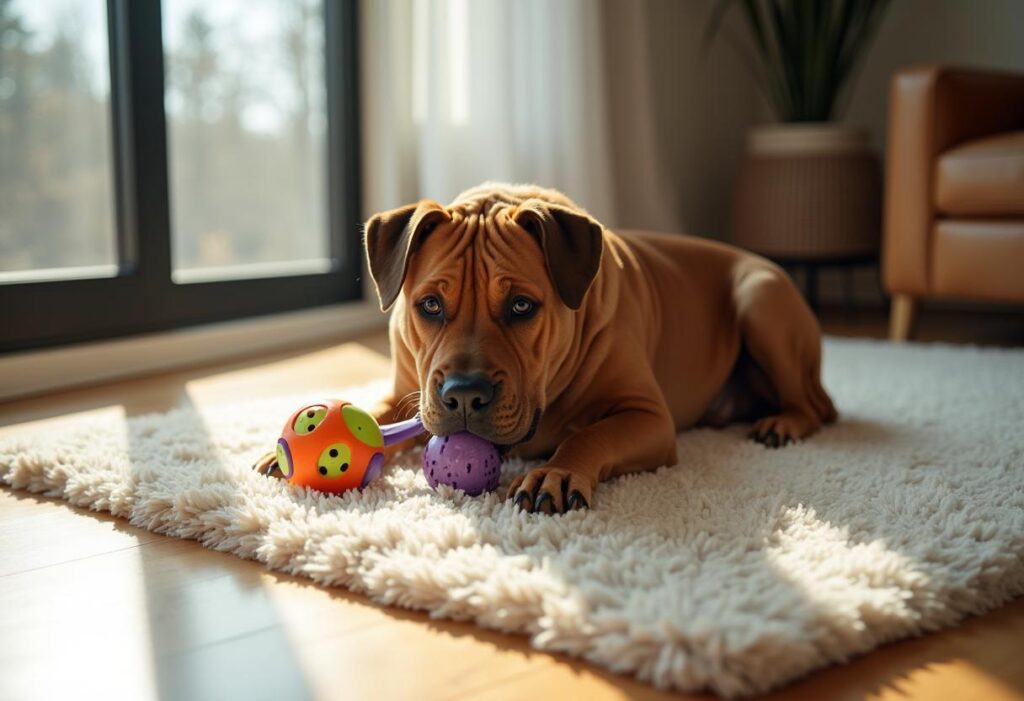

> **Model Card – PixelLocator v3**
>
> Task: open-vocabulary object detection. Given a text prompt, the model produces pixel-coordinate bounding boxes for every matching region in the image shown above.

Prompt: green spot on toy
[275,439,293,479]
[341,404,384,448]
[316,442,352,478]
[293,405,328,434]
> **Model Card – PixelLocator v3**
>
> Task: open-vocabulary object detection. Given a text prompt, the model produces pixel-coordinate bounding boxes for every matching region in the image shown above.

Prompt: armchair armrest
[883,66,1024,295]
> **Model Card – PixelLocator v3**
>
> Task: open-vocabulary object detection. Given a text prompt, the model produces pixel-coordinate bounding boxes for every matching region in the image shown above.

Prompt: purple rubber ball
[422,432,501,496]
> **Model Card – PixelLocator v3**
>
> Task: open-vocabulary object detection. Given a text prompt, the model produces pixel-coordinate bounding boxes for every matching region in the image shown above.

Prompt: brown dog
[257,183,836,513]
[356,183,836,514]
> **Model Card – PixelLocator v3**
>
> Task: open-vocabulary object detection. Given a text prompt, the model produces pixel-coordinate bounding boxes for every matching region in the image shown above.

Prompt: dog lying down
[258,183,836,514]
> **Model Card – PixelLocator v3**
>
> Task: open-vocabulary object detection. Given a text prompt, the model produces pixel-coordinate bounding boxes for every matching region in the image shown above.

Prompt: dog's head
[364,189,604,446]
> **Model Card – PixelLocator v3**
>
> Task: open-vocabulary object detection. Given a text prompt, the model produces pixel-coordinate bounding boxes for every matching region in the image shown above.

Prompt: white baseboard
[0,302,388,402]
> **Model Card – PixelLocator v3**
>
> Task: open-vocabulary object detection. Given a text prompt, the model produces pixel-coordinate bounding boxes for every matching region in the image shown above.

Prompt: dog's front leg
[508,405,677,514]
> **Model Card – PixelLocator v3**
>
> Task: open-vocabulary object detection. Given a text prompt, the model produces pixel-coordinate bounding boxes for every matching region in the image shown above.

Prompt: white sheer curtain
[360,0,621,223]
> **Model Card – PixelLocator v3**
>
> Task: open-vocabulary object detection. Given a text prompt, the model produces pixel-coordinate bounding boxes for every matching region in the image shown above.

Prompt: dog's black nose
[439,374,496,413]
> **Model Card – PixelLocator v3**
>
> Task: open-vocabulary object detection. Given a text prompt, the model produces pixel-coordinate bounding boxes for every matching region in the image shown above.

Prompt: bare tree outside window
[0,0,117,280]
[163,0,329,282]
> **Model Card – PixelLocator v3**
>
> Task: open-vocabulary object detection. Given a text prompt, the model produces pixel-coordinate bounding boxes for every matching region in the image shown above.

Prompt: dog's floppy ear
[513,200,604,310]
[364,200,451,311]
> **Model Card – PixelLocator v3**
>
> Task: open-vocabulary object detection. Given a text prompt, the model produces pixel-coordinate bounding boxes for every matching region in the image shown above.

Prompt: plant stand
[773,253,878,312]
[731,124,882,309]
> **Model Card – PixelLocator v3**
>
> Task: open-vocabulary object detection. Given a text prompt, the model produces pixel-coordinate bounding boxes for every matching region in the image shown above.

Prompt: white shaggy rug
[3,338,1023,697]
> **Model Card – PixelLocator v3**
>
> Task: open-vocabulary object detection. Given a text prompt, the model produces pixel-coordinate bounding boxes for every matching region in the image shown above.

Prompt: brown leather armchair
[883,66,1024,340]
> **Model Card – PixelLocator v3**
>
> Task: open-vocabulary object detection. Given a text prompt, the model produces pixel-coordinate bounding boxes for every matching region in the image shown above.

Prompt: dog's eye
[510,296,536,317]
[418,295,443,318]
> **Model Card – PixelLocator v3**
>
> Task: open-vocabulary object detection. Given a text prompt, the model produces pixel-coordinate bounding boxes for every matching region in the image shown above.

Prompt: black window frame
[0,0,362,353]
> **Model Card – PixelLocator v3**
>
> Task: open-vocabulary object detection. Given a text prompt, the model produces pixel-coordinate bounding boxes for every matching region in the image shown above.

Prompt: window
[0,0,117,282]
[0,0,361,352]
[163,0,330,282]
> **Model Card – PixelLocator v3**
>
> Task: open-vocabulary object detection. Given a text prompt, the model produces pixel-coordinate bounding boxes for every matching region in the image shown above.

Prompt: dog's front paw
[253,451,284,478]
[507,466,594,514]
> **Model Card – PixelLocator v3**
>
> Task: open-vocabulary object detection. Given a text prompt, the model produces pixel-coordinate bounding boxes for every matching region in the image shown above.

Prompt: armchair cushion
[933,220,1024,302]
[936,131,1024,216]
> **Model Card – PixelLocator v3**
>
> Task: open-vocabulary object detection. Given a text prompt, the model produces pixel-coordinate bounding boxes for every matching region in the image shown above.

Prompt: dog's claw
[510,467,593,514]
[762,429,781,448]
[567,490,589,511]
[514,491,532,511]
[534,492,555,514]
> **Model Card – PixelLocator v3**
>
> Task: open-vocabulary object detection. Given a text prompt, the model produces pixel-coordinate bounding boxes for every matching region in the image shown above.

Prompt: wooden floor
[2,307,1023,701]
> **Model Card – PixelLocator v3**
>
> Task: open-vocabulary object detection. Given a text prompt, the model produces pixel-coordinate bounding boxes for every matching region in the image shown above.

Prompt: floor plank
[1,313,1022,700]
[0,490,162,577]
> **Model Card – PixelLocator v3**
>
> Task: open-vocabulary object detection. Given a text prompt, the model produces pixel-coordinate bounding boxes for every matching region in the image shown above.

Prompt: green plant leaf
[701,0,741,58]
[701,0,891,122]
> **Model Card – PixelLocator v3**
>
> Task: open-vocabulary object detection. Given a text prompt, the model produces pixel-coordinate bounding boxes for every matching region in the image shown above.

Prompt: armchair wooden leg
[889,294,917,341]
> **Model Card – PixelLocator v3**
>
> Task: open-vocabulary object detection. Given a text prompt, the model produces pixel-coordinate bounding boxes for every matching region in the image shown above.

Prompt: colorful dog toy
[275,399,501,496]
[423,431,502,496]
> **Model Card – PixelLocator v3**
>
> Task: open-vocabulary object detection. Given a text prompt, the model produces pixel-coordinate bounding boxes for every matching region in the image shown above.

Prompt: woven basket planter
[731,124,881,259]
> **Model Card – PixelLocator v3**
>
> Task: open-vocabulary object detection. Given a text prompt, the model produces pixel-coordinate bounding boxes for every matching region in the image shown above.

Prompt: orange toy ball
[275,399,386,494]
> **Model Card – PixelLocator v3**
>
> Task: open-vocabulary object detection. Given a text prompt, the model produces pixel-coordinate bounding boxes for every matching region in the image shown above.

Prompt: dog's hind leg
[733,265,837,447]
[697,348,778,428]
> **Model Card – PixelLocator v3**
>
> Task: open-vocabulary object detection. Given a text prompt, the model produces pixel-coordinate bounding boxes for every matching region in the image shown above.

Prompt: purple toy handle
[381,415,425,446]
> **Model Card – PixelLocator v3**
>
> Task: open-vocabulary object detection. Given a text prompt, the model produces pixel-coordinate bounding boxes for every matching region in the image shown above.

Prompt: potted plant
[705,0,891,262]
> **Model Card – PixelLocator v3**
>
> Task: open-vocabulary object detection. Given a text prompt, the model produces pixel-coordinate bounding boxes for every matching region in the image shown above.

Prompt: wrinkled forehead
[406,211,548,288]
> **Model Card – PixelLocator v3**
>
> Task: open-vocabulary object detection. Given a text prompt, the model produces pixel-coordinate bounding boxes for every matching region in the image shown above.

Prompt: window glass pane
[163,0,329,282]
[0,0,117,280]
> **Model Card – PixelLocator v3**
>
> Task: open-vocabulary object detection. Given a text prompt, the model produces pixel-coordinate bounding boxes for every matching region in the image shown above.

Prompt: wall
[603,0,767,238]
[847,0,1024,153]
